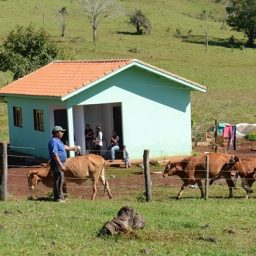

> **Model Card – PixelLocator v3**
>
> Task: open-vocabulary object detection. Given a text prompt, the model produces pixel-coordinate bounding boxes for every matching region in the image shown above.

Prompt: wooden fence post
[214,119,218,152]
[205,154,209,200]
[0,142,8,201]
[143,149,152,202]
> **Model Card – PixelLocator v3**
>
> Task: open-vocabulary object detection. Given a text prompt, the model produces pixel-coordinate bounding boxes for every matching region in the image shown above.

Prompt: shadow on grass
[28,196,53,202]
[167,195,249,200]
[116,31,140,36]
[180,35,245,49]
[27,193,68,201]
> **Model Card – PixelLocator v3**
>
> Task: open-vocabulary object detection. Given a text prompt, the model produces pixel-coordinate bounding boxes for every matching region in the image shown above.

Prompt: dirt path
[3,139,256,200]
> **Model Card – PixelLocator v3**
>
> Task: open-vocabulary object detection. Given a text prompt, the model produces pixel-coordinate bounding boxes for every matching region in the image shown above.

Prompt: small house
[0,59,206,159]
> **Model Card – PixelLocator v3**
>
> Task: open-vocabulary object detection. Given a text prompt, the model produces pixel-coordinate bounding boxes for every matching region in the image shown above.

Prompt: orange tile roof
[0,59,206,99]
[0,59,132,98]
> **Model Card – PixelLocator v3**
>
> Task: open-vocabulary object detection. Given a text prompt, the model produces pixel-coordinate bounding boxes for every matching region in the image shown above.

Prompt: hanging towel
[222,124,232,139]
[222,124,233,150]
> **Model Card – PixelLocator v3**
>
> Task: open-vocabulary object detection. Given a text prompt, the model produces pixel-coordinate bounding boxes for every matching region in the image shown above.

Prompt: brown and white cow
[27,154,112,200]
[163,153,238,199]
[232,157,256,199]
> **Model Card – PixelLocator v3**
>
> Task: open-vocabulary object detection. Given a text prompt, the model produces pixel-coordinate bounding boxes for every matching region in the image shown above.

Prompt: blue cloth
[48,137,67,163]
[217,122,226,134]
[232,125,237,150]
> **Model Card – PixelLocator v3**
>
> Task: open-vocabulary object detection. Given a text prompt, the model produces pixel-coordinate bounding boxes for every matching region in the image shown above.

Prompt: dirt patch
[7,166,180,200]
[3,139,256,200]
[194,138,256,157]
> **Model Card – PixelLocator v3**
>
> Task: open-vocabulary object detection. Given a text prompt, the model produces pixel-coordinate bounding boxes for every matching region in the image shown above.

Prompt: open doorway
[54,109,68,144]
[113,106,123,148]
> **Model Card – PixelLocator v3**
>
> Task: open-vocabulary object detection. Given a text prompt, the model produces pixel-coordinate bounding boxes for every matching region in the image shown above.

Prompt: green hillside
[0,0,255,141]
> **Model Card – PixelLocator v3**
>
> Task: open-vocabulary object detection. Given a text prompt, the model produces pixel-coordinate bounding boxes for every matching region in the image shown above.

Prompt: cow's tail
[100,161,113,199]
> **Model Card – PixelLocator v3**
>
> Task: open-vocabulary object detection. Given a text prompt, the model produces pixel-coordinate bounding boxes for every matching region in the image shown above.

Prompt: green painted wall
[7,97,64,159]
[68,66,192,159]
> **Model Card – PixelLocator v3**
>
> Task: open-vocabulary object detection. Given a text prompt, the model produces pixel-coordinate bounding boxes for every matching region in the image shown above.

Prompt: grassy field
[3,164,256,255]
[1,195,256,255]
[0,0,255,142]
[0,2,255,254]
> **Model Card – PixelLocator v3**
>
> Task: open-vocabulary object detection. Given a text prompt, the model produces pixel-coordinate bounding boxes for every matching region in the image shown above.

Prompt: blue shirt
[48,137,67,163]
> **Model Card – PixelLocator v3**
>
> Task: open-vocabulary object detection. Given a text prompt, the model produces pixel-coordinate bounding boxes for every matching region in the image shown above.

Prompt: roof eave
[0,93,62,100]
[132,59,207,92]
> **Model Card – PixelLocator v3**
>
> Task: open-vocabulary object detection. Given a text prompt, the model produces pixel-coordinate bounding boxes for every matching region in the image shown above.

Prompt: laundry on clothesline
[217,122,236,150]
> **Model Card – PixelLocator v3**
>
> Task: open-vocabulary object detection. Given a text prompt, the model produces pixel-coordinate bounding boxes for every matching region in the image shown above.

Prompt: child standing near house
[123,145,131,168]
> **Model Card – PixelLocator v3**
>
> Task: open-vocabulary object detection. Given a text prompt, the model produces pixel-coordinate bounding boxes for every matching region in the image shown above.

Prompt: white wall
[82,103,121,151]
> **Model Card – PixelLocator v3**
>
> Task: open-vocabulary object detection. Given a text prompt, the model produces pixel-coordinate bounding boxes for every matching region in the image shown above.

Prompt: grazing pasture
[0,0,256,251]
[2,143,256,255]
[1,197,256,255]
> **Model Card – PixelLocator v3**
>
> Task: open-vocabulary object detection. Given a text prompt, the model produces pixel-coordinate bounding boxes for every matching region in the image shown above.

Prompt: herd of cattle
[27,152,256,200]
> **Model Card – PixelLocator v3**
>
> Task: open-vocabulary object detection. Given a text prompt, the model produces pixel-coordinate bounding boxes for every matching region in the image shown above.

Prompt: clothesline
[217,122,236,150]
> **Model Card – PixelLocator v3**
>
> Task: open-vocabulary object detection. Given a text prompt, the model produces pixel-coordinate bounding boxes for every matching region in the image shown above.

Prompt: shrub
[246,130,256,141]
[229,35,235,46]
[136,192,147,202]
[128,9,151,35]
[174,27,182,38]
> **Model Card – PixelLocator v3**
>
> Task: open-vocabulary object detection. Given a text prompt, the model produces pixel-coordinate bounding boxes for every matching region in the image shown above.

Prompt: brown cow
[27,154,112,200]
[232,157,256,199]
[163,153,238,199]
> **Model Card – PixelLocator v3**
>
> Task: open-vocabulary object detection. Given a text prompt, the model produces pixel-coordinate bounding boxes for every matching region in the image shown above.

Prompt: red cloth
[222,124,233,139]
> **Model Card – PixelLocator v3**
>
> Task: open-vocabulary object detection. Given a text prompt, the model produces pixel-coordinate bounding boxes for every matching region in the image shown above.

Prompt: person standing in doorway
[48,125,78,203]
[84,124,94,153]
[94,126,103,156]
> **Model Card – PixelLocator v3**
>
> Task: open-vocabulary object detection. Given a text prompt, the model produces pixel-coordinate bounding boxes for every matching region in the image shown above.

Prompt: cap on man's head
[52,126,66,133]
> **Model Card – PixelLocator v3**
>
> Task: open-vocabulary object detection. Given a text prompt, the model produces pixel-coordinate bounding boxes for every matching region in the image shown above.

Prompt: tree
[213,0,231,30]
[128,10,151,35]
[78,0,123,43]
[0,25,60,79]
[199,9,211,52]
[56,6,69,37]
[226,0,256,47]
[35,0,47,25]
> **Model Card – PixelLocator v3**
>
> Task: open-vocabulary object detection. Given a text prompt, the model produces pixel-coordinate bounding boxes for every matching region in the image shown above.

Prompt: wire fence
[1,143,256,201]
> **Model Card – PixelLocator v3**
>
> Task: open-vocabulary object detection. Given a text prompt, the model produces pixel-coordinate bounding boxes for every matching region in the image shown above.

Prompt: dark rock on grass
[197,236,217,244]
[97,206,145,237]
[200,224,209,229]
[223,229,236,234]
